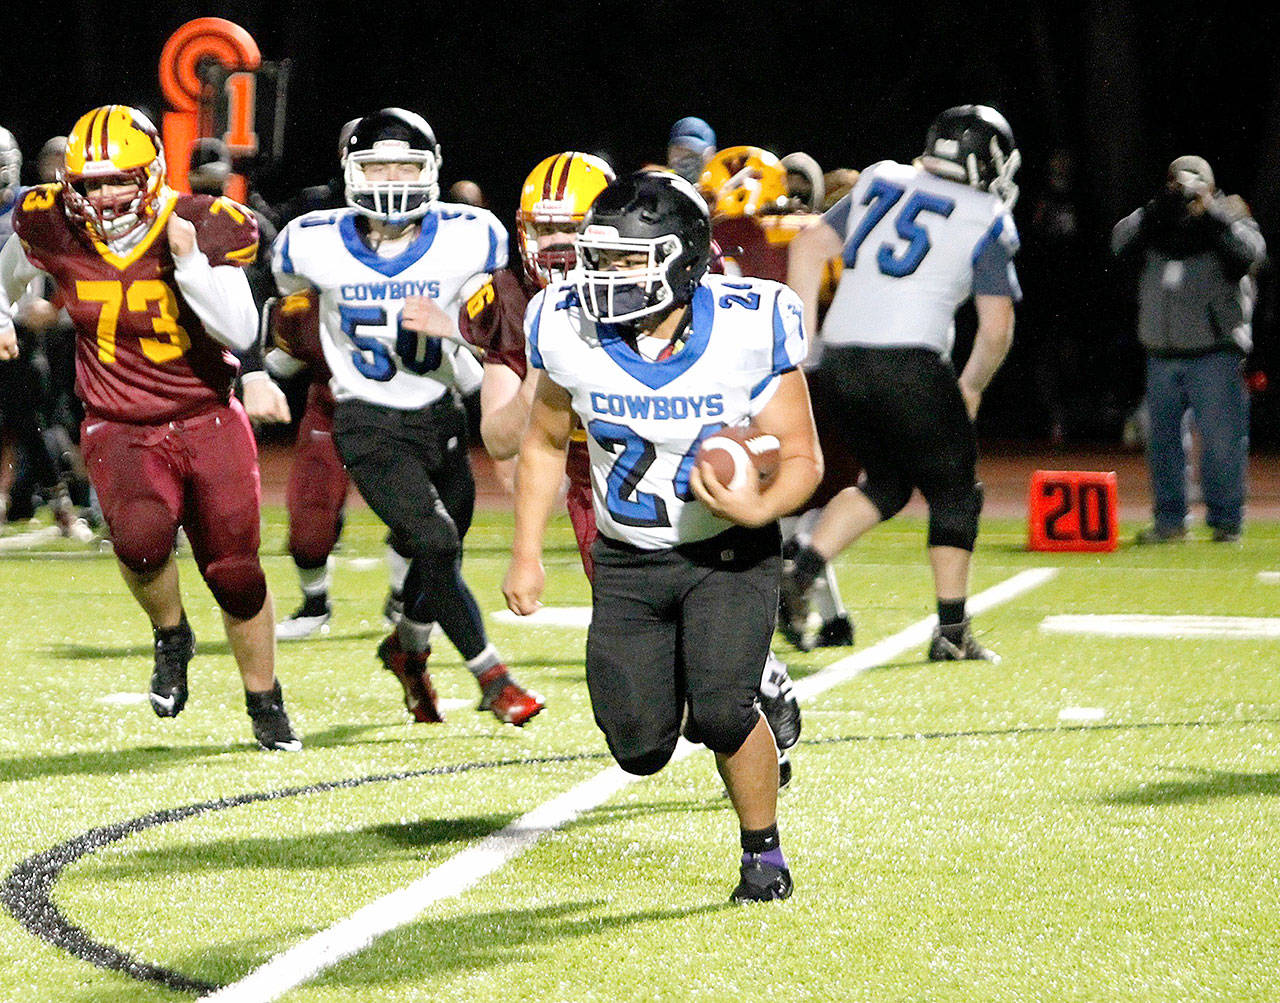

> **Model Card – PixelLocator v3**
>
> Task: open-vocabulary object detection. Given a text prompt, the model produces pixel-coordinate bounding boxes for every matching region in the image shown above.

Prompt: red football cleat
[376,633,443,723]
[476,665,545,727]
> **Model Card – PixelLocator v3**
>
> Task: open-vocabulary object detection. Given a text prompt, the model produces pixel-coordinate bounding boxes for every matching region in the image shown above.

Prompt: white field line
[199,566,1057,1003]
[1042,613,1280,639]
[491,606,593,629]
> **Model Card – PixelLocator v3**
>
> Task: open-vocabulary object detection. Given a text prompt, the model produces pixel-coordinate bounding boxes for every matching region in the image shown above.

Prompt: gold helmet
[60,105,167,242]
[698,146,787,220]
[517,152,615,288]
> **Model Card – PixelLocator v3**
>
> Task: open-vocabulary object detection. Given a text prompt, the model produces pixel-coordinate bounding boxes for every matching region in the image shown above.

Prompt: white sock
[298,557,333,599]
[397,617,433,654]
[466,644,502,679]
[385,546,410,594]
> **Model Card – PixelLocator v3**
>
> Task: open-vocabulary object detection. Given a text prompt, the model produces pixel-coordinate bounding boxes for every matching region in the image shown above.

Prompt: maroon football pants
[286,384,350,569]
[80,399,267,619]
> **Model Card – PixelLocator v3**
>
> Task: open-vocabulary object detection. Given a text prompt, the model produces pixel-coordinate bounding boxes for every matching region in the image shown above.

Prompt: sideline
[201,567,1058,1002]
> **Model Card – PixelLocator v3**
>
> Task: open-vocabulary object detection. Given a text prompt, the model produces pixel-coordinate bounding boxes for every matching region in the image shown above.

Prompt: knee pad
[860,475,913,523]
[927,481,984,551]
[288,510,341,569]
[687,703,759,757]
[202,554,268,620]
[112,501,178,574]
[399,503,462,564]
[616,744,676,776]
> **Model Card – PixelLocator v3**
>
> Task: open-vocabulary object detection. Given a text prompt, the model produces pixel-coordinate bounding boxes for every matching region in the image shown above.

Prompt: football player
[462,150,616,577]
[246,120,413,640]
[504,172,822,902]
[783,104,1022,661]
[697,146,856,652]
[256,283,418,641]
[468,153,803,784]
[0,105,300,749]
[273,107,543,727]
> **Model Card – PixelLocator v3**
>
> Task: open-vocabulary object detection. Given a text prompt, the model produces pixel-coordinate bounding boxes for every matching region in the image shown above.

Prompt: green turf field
[0,507,1277,1001]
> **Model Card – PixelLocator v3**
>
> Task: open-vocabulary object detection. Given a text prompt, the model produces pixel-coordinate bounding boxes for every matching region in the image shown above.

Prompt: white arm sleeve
[171,249,258,352]
[265,347,306,379]
[0,233,43,328]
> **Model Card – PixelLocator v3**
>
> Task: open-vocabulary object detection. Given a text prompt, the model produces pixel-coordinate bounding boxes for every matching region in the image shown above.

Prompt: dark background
[4,0,1279,442]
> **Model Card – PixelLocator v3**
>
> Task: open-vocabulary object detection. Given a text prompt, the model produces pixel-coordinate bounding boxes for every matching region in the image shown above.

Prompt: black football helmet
[574,170,712,324]
[342,108,442,222]
[920,104,1020,208]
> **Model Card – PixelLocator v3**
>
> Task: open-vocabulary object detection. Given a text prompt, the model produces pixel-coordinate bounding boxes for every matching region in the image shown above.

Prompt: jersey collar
[339,211,439,276]
[597,283,713,390]
[88,188,178,271]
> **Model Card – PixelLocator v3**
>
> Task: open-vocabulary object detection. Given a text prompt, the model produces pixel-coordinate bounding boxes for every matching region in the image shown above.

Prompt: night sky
[3,0,1278,437]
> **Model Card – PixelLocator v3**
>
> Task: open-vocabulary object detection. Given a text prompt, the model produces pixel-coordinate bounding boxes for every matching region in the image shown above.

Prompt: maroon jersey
[458,267,534,379]
[266,287,334,401]
[13,186,259,424]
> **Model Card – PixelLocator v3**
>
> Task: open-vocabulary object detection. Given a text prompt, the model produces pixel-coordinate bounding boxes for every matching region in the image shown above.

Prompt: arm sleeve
[1110,206,1148,257]
[172,249,259,352]
[1207,202,1266,278]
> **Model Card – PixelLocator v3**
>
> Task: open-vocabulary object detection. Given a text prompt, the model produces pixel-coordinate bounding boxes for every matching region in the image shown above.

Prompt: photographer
[1112,155,1266,543]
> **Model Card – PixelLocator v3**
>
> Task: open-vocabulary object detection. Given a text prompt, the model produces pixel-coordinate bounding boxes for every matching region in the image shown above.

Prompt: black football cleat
[759,651,801,750]
[383,589,405,628]
[815,612,855,648]
[928,619,1000,663]
[731,859,793,903]
[777,569,815,652]
[245,682,302,752]
[150,616,195,718]
[777,749,793,790]
[276,595,332,641]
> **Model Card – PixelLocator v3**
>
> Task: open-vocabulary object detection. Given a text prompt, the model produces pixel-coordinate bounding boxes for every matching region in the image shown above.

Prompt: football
[695,425,781,490]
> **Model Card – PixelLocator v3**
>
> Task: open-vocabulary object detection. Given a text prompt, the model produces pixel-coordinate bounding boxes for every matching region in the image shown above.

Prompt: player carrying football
[504,172,822,902]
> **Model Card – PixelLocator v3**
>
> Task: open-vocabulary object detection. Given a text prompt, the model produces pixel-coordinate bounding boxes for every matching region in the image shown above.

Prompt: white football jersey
[820,160,1020,357]
[527,273,806,550]
[273,203,503,407]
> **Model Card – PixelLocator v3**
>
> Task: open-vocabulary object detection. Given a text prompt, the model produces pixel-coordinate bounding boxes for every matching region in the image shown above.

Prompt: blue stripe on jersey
[278,225,294,275]
[971,217,1022,300]
[485,226,499,272]
[822,192,853,238]
[771,290,791,373]
[750,373,777,400]
[528,302,545,370]
[338,212,439,277]
[598,284,714,390]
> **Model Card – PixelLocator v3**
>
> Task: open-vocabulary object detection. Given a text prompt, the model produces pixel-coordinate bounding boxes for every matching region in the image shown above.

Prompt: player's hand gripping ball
[695,425,781,490]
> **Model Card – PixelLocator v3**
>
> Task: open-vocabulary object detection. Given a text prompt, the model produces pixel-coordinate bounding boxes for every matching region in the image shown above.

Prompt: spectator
[1112,155,1266,543]
[666,116,716,184]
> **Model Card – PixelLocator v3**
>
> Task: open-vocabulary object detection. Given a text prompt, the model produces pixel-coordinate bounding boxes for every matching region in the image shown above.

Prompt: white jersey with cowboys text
[820,160,1020,357]
[527,273,806,550]
[273,202,503,407]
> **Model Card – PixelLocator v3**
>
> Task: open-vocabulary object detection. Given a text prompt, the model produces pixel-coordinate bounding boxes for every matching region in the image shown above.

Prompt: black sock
[937,598,967,629]
[154,612,191,645]
[741,823,781,855]
[790,545,826,593]
[299,593,330,617]
[741,824,786,867]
